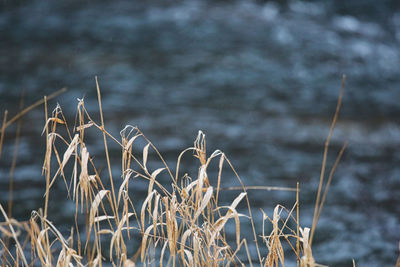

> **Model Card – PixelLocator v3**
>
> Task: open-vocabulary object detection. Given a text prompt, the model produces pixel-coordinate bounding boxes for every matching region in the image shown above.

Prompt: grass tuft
[0,80,351,266]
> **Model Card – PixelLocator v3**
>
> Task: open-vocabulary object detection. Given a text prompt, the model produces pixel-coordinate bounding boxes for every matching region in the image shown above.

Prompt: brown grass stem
[0,110,8,159]
[95,77,119,223]
[316,141,348,223]
[310,74,346,245]
[7,91,25,217]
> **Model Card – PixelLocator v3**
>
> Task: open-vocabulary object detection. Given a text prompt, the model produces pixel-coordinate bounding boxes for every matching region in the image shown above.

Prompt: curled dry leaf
[193,186,213,221]
[142,143,150,171]
[148,167,165,197]
[75,121,94,131]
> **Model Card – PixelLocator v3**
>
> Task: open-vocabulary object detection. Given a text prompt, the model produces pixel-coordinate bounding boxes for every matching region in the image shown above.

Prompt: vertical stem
[310,75,345,245]
[44,96,49,218]
[43,96,52,263]
[0,110,8,159]
[95,76,119,222]
[317,142,348,222]
[8,91,25,217]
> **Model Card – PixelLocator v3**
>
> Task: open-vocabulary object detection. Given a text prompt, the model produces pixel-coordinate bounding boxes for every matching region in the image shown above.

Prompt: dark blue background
[1,1,399,265]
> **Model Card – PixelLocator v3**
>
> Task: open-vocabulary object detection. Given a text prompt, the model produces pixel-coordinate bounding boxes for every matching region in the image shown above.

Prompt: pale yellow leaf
[193,186,213,221]
[143,143,150,170]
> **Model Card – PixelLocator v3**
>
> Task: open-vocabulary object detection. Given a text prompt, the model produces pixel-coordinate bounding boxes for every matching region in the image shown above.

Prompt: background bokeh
[1,0,400,266]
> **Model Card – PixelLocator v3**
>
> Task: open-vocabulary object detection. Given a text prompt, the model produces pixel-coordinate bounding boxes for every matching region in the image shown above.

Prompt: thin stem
[44,96,50,218]
[8,91,25,217]
[316,142,348,222]
[95,76,119,222]
[310,75,346,245]
[43,96,53,264]
[0,110,8,158]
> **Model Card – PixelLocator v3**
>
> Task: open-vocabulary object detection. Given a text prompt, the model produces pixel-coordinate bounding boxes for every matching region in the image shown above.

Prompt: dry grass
[0,78,353,266]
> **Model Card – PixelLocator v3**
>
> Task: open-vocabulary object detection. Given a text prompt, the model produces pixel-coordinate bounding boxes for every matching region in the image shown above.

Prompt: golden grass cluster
[0,77,350,267]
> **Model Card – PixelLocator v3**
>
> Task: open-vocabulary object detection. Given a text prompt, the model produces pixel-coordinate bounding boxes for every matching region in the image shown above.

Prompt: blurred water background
[1,0,400,266]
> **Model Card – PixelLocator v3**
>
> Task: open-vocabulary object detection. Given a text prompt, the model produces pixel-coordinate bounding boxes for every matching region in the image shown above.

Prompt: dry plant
[0,78,352,266]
